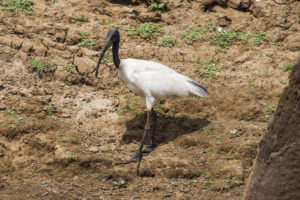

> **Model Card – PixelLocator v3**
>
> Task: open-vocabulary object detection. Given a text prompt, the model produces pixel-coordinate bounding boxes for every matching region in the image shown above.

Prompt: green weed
[113,177,126,188]
[251,32,266,46]
[198,58,221,80]
[282,63,294,72]
[204,22,218,32]
[77,31,95,47]
[46,106,54,115]
[1,0,33,14]
[202,126,211,136]
[181,26,203,45]
[157,35,176,47]
[100,52,113,65]
[71,15,87,26]
[270,40,282,46]
[64,63,75,71]
[148,1,165,11]
[136,22,159,39]
[180,113,189,118]
[31,59,45,73]
[209,30,251,50]
[260,102,275,115]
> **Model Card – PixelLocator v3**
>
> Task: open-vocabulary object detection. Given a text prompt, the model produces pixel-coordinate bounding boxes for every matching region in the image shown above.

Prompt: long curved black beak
[95,39,112,77]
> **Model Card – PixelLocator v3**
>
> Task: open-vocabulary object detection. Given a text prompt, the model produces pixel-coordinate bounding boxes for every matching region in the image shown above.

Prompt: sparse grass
[121,22,160,39]
[180,113,189,118]
[181,26,203,45]
[100,52,113,65]
[204,22,218,32]
[113,177,126,188]
[102,19,109,25]
[137,22,159,39]
[118,94,143,117]
[202,126,211,136]
[148,1,165,11]
[3,107,20,117]
[77,31,95,48]
[282,63,294,72]
[71,15,87,26]
[260,102,275,115]
[1,0,33,14]
[48,61,56,67]
[46,106,54,115]
[270,40,282,46]
[64,63,75,71]
[30,59,45,73]
[209,30,251,50]
[157,35,176,47]
[266,53,273,57]
[251,32,266,46]
[198,58,221,80]
[288,46,300,54]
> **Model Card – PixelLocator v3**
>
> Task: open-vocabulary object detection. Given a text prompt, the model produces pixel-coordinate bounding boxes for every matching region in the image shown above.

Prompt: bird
[95,29,208,176]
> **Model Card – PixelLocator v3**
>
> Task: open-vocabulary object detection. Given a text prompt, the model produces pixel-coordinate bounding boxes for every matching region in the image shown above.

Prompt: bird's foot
[144,142,160,150]
[116,153,140,165]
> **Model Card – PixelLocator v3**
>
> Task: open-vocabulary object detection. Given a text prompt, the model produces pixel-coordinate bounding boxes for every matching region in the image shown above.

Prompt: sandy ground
[0,0,299,199]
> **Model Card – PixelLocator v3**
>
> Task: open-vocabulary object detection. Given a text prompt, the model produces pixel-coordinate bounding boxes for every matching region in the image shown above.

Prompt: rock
[283,32,300,48]
[74,57,96,74]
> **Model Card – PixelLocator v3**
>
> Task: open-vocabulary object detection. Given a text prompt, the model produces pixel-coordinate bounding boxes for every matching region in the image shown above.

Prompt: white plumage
[118,58,207,110]
[95,29,207,176]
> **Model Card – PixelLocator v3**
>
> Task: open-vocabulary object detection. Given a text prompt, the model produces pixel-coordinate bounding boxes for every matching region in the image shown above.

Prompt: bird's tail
[188,80,208,98]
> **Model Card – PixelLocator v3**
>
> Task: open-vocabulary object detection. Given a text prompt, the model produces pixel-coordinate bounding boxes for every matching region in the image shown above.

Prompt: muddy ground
[0,0,299,199]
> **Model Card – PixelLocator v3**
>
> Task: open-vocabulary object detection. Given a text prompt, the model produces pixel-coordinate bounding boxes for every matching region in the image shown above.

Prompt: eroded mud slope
[0,0,300,199]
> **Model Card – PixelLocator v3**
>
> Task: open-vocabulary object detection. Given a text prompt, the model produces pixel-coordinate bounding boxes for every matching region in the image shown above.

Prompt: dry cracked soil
[0,0,300,199]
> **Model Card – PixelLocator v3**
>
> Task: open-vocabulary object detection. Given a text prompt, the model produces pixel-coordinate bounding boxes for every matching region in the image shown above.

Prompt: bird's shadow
[121,113,210,146]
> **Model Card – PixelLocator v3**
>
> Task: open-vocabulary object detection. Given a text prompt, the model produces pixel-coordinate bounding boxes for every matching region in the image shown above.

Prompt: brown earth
[244,59,300,200]
[0,0,299,199]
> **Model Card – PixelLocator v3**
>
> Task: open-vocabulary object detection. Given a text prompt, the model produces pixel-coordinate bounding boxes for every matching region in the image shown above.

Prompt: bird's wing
[131,70,207,99]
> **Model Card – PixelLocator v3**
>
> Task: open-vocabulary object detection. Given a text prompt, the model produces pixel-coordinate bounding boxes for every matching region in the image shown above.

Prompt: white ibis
[95,29,207,176]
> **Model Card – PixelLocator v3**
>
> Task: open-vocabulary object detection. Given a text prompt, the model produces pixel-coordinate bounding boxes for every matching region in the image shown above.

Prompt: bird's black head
[95,29,120,77]
[106,29,120,44]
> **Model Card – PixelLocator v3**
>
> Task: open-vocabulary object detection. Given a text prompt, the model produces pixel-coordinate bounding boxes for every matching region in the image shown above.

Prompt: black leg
[136,110,151,176]
[145,108,157,149]
[116,110,151,176]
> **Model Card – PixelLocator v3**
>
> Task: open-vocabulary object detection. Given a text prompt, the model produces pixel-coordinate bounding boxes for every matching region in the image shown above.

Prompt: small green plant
[3,107,20,117]
[118,94,143,117]
[48,61,56,67]
[46,106,54,115]
[260,102,275,115]
[100,52,113,65]
[266,53,273,57]
[204,22,218,32]
[113,177,126,188]
[180,113,189,118]
[282,63,294,72]
[209,30,251,50]
[288,46,299,52]
[181,26,203,45]
[102,19,109,25]
[64,63,75,71]
[1,0,33,14]
[148,1,165,11]
[30,59,45,73]
[198,58,221,80]
[157,35,177,47]
[271,40,282,46]
[77,31,95,47]
[136,22,159,39]
[251,32,266,46]
[71,15,87,26]
[245,166,251,174]
[202,126,211,136]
